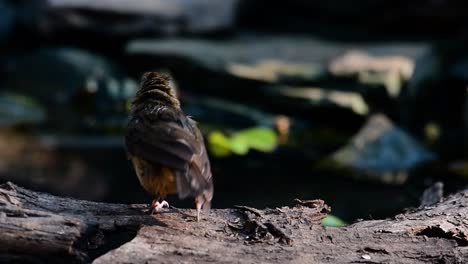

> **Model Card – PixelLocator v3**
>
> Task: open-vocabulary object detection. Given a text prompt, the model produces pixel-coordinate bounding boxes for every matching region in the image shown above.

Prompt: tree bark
[0,182,467,263]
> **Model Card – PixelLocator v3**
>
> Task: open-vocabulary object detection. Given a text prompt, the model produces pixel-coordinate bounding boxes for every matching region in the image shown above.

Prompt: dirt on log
[0,182,468,263]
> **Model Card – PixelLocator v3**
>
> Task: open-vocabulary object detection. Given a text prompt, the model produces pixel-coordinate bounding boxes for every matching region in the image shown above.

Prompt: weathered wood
[1,182,468,263]
[0,182,153,263]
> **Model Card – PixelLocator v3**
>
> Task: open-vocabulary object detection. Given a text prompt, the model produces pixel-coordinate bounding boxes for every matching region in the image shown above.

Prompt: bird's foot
[150,199,169,214]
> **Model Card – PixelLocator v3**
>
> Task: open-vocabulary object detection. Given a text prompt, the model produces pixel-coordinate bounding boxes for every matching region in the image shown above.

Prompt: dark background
[1,0,468,222]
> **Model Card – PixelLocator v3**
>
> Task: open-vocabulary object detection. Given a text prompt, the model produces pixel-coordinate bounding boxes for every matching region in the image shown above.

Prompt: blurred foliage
[208,127,277,157]
[0,93,45,126]
[449,161,468,179]
[321,215,346,227]
[424,122,441,144]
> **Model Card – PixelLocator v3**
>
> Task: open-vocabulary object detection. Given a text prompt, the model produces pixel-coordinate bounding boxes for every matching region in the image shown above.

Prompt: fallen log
[0,182,467,263]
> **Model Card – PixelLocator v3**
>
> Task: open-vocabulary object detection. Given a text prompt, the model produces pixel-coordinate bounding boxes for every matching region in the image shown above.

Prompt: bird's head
[132,72,180,109]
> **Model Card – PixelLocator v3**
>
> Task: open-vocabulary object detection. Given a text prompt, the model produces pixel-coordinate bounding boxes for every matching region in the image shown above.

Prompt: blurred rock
[329,50,415,97]
[228,59,324,83]
[0,1,14,43]
[3,48,120,101]
[19,0,238,37]
[130,36,427,128]
[127,35,337,84]
[127,36,428,125]
[0,93,45,126]
[329,114,435,184]
[2,48,135,131]
[127,35,428,88]
[330,50,414,78]
[273,86,369,115]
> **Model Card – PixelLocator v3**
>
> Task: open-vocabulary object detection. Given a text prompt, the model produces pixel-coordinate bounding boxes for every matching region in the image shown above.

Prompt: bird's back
[125,72,213,206]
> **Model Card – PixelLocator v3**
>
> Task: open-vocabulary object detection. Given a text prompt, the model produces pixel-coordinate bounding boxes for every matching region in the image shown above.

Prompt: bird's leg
[195,197,203,222]
[150,198,169,214]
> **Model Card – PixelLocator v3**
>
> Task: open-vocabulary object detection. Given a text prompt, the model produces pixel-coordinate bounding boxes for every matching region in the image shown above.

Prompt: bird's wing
[175,117,213,199]
[126,117,193,170]
[125,106,212,199]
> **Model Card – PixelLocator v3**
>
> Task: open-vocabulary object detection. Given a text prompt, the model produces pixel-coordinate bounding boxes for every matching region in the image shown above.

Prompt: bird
[125,72,213,221]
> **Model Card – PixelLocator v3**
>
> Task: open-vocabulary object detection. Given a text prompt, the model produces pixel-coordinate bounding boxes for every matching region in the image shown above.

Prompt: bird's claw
[150,200,169,214]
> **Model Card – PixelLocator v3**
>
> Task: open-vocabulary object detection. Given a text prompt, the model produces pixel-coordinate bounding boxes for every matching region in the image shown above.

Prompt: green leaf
[321,215,346,227]
[207,127,278,157]
[208,131,231,157]
[233,128,277,152]
[229,135,249,155]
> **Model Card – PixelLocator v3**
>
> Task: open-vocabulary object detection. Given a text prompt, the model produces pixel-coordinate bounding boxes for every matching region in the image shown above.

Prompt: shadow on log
[0,182,467,263]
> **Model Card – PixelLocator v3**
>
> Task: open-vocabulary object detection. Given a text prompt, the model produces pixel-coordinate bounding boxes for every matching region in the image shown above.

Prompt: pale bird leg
[196,200,203,222]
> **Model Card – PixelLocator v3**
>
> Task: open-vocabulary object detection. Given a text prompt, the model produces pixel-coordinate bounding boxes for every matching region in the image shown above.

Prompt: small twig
[251,219,268,231]
[234,205,263,217]
[264,222,293,245]
[227,222,243,231]
[294,199,324,208]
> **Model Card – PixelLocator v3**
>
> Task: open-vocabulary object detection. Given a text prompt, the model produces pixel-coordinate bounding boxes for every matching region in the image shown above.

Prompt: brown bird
[125,72,213,221]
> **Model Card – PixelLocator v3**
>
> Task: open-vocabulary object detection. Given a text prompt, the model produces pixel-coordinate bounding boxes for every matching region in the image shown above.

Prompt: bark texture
[0,182,467,263]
